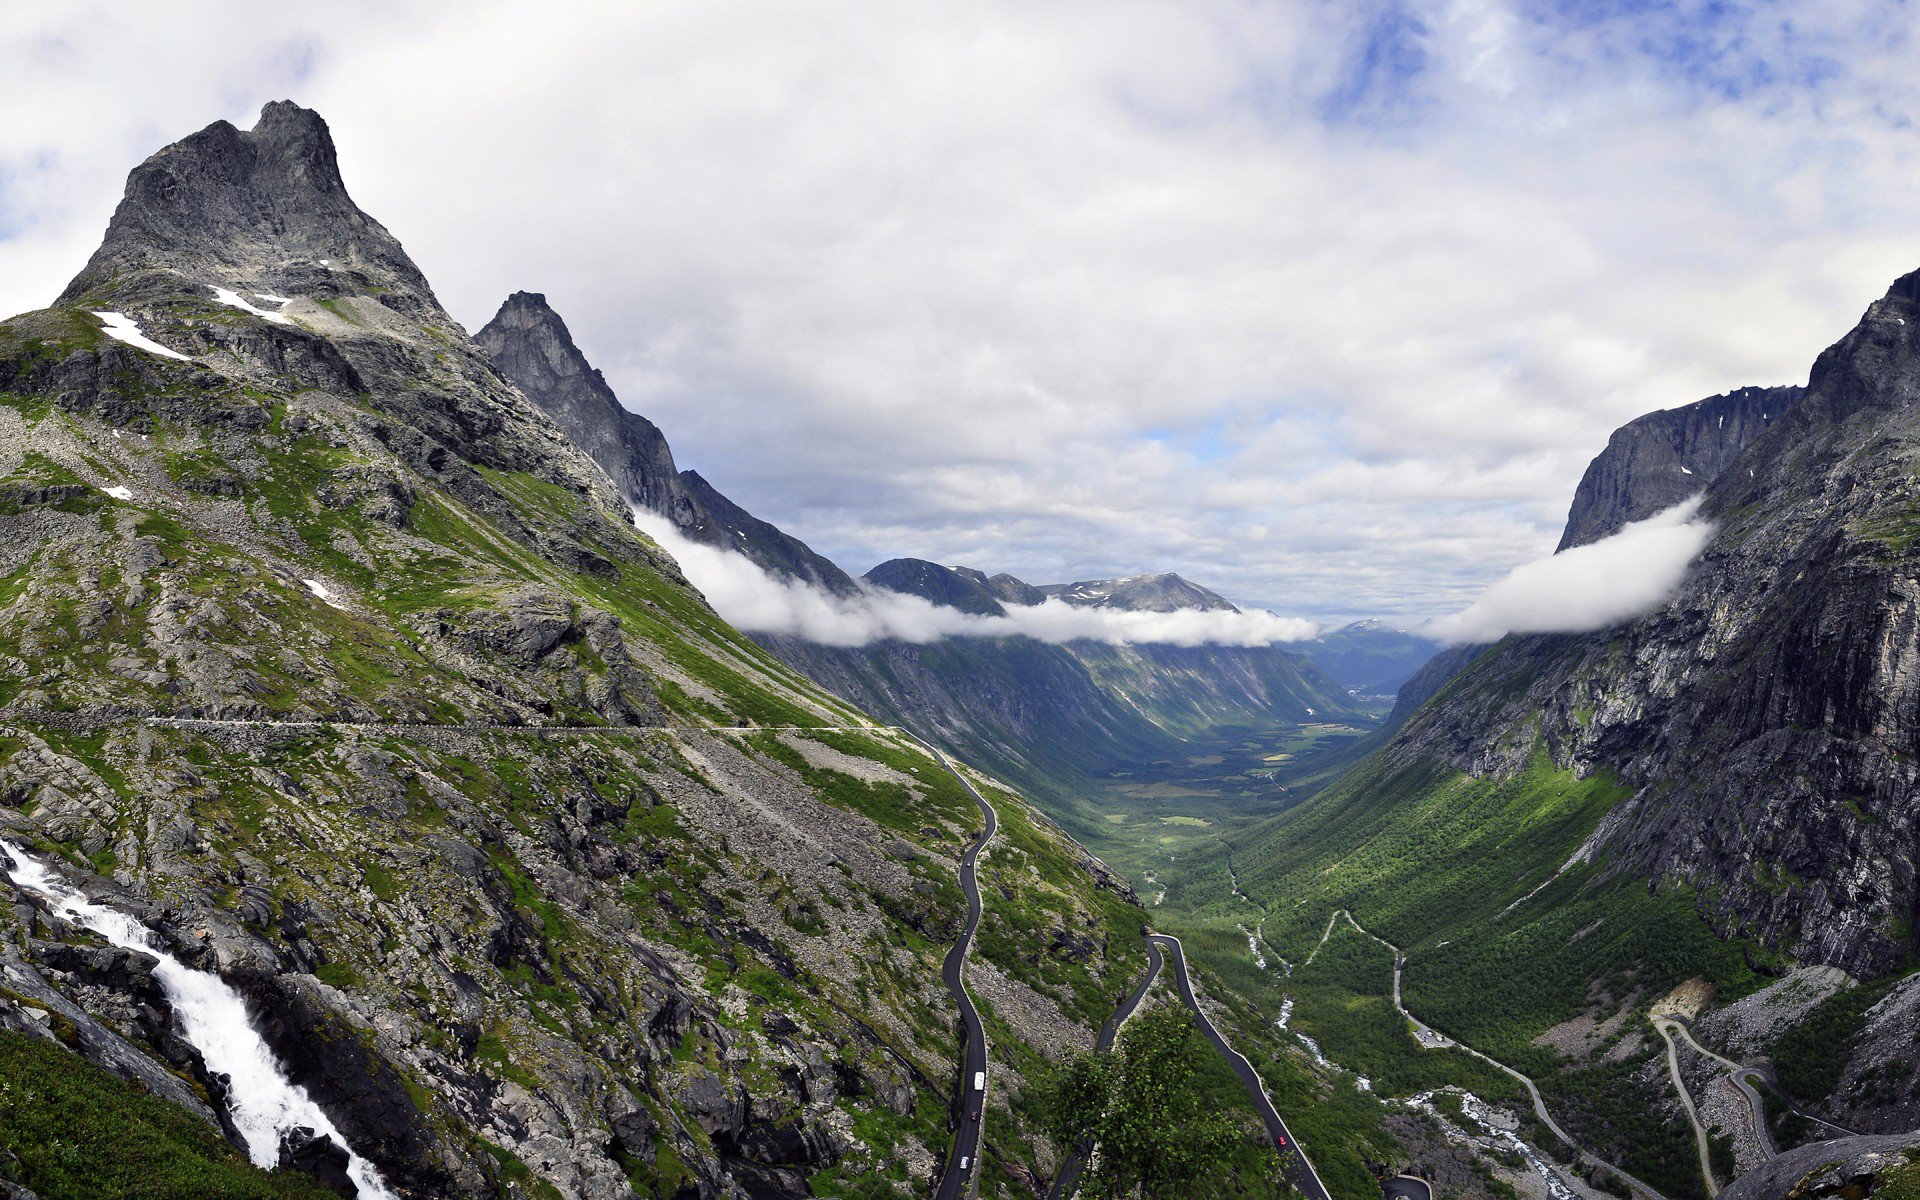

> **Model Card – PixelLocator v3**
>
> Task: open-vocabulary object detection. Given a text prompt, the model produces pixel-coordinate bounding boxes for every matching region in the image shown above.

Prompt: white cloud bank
[1425,499,1715,645]
[633,509,1316,649]
[7,4,1911,622]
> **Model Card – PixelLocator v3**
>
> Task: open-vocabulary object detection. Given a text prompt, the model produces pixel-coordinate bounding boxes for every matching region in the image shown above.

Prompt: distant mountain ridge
[1304,619,1444,695]
[1037,572,1238,613]
[862,557,1239,618]
[477,326,1370,805]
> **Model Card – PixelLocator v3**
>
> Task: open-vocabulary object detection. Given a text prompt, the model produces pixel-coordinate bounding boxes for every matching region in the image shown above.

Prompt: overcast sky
[5,2,1919,624]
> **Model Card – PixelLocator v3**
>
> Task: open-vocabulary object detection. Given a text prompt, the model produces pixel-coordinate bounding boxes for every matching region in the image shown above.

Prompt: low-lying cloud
[633,510,1317,649]
[1424,499,1715,645]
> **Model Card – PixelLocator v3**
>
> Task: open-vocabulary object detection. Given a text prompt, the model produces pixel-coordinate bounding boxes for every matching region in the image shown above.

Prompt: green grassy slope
[0,1030,339,1200]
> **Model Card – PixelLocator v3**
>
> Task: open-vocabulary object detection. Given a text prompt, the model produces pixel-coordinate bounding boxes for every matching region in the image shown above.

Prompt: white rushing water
[1451,1090,1579,1200]
[1274,996,1295,1030]
[0,840,398,1200]
[1238,923,1267,969]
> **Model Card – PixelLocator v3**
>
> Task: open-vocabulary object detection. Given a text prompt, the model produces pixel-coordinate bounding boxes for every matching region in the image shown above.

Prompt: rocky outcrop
[474,293,683,517]
[59,99,439,315]
[476,292,860,596]
[1718,1132,1920,1200]
[1557,384,1804,550]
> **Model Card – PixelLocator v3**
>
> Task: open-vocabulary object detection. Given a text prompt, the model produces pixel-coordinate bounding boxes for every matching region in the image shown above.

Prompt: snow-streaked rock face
[61,101,440,317]
[1039,571,1239,614]
[212,286,295,325]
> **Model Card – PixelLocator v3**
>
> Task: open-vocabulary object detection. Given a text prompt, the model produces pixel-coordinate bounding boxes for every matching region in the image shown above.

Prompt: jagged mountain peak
[478,292,864,595]
[478,291,628,425]
[58,100,439,313]
[487,291,580,356]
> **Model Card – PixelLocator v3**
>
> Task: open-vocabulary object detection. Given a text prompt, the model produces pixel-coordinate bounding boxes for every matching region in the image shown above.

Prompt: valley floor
[1012,715,1910,1200]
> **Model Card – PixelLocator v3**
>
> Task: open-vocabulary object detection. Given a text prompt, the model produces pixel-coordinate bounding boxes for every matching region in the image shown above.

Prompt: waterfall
[0,839,399,1200]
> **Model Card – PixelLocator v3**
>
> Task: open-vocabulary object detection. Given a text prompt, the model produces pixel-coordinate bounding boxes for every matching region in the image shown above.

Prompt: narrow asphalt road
[912,735,999,1200]
[1662,1015,1857,1149]
[1383,1175,1435,1200]
[1731,1071,1780,1159]
[1653,1018,1719,1196]
[1045,941,1165,1200]
[1147,933,1333,1200]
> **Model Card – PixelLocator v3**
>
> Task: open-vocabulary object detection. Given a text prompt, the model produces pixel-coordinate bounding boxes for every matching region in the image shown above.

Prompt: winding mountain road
[1323,910,1670,1200]
[1148,933,1333,1200]
[1044,941,1165,1200]
[1658,1014,1859,1152]
[1653,1018,1720,1196]
[911,734,999,1200]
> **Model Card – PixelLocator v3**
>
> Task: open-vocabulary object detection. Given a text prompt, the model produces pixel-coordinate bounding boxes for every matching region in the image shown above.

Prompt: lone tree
[1035,1005,1286,1199]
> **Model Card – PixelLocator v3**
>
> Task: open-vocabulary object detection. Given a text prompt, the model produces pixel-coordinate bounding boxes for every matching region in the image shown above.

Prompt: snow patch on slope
[212,287,294,325]
[91,311,190,361]
[302,578,345,609]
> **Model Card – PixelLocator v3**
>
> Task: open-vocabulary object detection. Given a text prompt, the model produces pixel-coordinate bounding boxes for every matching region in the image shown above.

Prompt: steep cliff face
[474,292,683,517]
[1557,384,1805,550]
[476,292,859,596]
[1379,274,1920,977]
[1244,268,1920,983]
[0,103,1144,1200]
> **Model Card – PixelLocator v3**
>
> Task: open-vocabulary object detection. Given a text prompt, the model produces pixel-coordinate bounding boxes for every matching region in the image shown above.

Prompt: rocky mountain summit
[0,102,1146,1200]
[1037,572,1237,613]
[60,100,439,316]
[477,291,858,596]
[863,559,1012,616]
